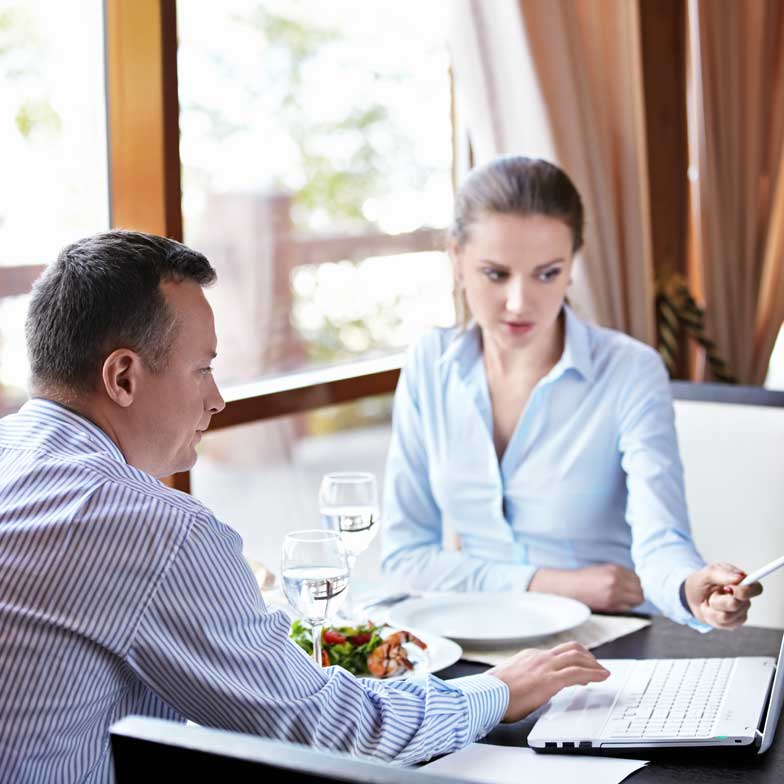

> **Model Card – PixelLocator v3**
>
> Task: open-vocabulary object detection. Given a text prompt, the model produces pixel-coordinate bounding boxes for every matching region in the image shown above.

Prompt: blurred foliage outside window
[179,0,452,234]
[178,0,456,399]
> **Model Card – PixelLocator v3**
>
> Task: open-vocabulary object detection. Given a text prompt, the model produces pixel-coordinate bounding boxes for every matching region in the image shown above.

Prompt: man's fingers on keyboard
[552,647,602,670]
[555,665,610,688]
[548,641,590,656]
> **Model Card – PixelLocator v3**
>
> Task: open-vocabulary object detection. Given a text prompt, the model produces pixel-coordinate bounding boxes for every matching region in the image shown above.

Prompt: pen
[739,554,784,586]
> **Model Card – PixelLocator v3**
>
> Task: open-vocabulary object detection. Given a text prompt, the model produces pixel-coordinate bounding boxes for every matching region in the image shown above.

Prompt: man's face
[133,280,225,477]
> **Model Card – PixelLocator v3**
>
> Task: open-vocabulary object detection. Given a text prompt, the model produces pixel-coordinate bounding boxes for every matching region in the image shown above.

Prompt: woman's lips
[502,321,535,335]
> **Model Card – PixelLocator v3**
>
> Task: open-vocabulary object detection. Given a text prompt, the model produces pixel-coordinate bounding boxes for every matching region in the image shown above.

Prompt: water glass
[281,529,349,667]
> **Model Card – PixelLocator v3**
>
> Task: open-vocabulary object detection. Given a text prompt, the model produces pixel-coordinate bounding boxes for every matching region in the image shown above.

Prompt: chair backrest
[110,716,465,783]
[671,382,784,628]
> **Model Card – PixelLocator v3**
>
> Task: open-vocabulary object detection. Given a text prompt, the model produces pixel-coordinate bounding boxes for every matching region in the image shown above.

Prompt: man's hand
[487,642,609,722]
[529,564,644,612]
[683,563,763,629]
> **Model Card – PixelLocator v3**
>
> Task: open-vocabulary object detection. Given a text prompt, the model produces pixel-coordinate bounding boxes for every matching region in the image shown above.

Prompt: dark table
[438,616,783,783]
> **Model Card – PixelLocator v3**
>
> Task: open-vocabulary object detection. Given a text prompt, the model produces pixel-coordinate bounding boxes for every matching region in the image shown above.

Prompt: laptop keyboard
[603,658,734,739]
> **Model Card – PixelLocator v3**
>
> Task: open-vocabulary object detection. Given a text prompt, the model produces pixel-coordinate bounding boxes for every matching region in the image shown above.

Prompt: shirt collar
[437,305,594,383]
[21,397,127,464]
[543,304,594,384]
[438,323,483,382]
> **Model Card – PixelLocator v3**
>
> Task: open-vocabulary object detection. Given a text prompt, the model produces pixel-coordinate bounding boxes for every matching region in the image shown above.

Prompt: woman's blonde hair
[449,156,584,326]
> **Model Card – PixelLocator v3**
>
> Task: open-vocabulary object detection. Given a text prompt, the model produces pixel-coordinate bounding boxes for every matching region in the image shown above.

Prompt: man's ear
[101,349,142,408]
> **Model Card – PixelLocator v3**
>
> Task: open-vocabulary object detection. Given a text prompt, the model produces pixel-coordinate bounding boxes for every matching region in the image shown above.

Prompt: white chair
[672,382,784,628]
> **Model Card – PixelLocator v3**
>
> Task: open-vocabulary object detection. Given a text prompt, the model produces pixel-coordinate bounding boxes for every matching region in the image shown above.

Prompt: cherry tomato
[323,629,347,645]
[349,633,371,645]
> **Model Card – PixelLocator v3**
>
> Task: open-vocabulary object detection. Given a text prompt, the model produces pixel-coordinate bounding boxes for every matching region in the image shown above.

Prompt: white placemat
[459,614,651,666]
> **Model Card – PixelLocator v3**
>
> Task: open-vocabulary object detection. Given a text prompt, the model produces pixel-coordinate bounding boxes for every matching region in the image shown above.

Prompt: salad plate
[388,592,590,648]
[289,619,462,678]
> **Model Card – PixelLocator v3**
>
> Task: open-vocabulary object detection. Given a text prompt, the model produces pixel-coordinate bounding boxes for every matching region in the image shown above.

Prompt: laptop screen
[759,634,784,754]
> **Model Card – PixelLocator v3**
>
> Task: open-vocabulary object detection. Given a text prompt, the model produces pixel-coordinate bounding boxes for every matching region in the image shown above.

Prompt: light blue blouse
[381,306,706,625]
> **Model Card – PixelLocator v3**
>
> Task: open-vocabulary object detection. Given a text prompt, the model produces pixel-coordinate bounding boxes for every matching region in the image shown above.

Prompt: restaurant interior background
[1,0,782,615]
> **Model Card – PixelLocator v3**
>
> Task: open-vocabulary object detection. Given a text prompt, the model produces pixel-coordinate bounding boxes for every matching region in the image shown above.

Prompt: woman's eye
[538,267,562,283]
[200,367,214,376]
[482,268,507,282]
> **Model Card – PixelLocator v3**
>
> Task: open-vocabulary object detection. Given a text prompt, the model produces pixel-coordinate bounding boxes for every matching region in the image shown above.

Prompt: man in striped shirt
[0,231,609,782]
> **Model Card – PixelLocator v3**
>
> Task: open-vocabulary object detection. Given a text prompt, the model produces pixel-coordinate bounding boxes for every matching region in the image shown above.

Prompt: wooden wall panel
[639,0,691,377]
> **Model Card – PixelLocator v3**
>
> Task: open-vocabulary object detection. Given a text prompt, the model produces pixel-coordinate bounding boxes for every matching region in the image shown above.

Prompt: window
[0,0,109,412]
[175,0,457,549]
[192,398,393,584]
[176,0,455,389]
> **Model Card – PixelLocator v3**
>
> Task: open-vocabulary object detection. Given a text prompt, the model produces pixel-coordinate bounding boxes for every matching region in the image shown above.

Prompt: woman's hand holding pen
[683,563,763,629]
[529,563,644,612]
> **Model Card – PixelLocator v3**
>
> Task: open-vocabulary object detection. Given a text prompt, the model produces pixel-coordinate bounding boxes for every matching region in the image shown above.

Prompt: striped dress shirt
[0,399,507,783]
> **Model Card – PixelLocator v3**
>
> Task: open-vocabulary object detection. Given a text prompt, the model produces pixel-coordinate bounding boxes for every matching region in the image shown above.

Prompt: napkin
[460,614,651,666]
[421,743,647,784]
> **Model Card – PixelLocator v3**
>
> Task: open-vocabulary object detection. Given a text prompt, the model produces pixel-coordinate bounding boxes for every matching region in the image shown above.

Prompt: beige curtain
[519,0,655,344]
[449,0,656,344]
[689,0,784,384]
[448,0,556,164]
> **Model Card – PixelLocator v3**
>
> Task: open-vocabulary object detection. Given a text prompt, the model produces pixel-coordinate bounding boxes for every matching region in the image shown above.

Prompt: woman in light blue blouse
[381,156,760,629]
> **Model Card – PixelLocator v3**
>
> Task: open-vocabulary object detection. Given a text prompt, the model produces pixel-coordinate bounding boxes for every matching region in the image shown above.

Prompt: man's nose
[206,377,226,415]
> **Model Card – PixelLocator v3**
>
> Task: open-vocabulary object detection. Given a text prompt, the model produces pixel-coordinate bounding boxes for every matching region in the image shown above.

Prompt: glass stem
[312,623,323,667]
[343,555,357,617]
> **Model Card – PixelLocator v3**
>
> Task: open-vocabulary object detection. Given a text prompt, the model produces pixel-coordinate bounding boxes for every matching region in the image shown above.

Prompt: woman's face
[452,212,574,353]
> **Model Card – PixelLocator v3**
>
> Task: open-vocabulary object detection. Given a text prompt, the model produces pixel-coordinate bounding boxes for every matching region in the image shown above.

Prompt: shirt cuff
[518,564,538,591]
[660,560,711,632]
[448,674,509,741]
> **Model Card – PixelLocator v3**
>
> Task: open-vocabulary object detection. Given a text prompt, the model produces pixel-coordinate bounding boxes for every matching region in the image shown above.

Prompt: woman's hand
[529,564,644,612]
[683,563,763,629]
[487,642,610,722]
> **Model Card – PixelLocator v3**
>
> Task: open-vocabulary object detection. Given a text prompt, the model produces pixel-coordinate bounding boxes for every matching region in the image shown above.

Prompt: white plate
[389,592,590,648]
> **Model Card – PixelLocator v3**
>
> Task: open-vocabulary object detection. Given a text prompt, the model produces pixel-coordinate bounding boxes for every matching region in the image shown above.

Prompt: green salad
[290,619,387,675]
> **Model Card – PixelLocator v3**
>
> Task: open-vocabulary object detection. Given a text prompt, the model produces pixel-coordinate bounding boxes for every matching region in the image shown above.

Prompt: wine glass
[318,472,380,572]
[281,529,349,667]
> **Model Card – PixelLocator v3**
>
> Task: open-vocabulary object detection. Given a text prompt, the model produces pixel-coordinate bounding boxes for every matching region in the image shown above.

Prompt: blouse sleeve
[617,345,708,628]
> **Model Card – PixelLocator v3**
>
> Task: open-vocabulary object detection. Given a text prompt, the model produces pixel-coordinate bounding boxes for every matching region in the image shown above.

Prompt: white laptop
[528,634,783,753]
